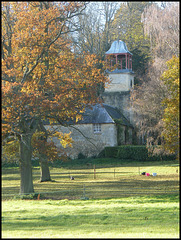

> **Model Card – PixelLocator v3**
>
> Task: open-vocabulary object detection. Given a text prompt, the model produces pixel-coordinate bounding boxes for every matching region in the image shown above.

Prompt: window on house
[93,124,101,133]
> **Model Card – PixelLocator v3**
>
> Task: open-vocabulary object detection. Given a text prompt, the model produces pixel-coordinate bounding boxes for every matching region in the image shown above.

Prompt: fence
[2,164,179,200]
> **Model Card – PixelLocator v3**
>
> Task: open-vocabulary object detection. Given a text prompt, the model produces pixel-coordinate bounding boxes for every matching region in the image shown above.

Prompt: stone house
[45,103,133,159]
[45,40,135,159]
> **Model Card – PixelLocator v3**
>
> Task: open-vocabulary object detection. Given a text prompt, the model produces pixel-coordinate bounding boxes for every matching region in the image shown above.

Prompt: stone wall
[45,123,117,159]
[102,91,131,121]
[105,72,134,92]
[102,72,134,123]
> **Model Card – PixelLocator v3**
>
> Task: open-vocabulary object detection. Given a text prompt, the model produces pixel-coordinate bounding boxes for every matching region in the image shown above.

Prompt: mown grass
[2,158,179,200]
[2,194,179,238]
[2,158,179,238]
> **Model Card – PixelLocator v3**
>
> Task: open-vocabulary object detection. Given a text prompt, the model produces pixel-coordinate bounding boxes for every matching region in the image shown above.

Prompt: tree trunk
[19,134,34,194]
[40,155,51,182]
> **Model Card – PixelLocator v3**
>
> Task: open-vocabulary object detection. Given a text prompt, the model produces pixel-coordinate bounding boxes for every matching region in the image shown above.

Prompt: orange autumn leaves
[2,2,108,150]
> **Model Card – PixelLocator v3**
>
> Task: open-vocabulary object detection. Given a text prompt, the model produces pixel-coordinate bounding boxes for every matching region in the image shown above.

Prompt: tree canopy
[111,2,151,84]
[2,1,108,193]
[130,2,179,157]
[161,56,179,157]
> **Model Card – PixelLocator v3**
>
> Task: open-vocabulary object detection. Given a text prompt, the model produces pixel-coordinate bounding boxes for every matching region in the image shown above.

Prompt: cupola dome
[105,40,132,55]
[105,40,132,71]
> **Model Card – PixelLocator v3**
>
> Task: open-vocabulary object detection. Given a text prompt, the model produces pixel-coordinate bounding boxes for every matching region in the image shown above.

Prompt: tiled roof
[77,104,133,128]
[103,104,133,127]
[43,104,133,128]
[77,104,114,124]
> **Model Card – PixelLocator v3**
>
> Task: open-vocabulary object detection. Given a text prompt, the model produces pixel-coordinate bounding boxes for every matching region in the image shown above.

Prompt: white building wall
[45,123,117,159]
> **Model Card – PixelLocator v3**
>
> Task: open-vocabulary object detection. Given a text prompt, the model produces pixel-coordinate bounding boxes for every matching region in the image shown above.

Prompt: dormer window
[93,124,101,133]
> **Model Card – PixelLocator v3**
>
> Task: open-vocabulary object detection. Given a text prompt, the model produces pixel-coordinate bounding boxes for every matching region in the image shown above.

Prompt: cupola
[105,40,132,71]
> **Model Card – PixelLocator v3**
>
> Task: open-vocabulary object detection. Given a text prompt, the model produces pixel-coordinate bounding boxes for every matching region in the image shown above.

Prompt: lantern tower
[102,40,134,122]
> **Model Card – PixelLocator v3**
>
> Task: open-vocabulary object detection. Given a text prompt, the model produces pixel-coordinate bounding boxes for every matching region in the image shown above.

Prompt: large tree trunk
[19,134,34,194]
[40,154,51,182]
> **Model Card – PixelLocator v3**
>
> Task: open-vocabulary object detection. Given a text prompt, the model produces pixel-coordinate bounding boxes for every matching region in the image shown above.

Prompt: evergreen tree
[111,2,151,84]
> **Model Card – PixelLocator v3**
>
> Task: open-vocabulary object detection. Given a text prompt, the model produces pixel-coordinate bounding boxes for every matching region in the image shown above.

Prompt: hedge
[104,145,148,161]
[104,145,176,161]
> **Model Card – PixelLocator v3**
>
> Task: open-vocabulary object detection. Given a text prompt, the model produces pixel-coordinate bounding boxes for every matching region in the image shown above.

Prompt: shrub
[13,193,39,200]
[117,145,148,161]
[104,145,148,161]
[97,149,106,158]
[78,152,86,159]
[104,147,119,158]
[104,145,176,161]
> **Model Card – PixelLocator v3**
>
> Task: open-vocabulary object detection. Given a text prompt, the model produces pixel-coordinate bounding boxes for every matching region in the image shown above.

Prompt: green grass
[2,158,180,238]
[2,195,179,238]
[2,159,179,200]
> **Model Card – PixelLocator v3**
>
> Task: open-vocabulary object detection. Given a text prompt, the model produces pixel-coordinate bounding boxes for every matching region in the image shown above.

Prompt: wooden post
[37,193,40,200]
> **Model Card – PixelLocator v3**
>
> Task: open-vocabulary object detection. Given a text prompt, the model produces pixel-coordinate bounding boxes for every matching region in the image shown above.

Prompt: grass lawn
[2,158,180,238]
[2,195,179,238]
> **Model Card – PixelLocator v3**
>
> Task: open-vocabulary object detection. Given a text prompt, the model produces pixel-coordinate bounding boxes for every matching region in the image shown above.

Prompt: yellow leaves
[51,131,73,148]
[3,139,19,158]
[33,131,45,140]
[2,1,109,145]
[60,133,73,148]
[161,56,180,156]
[161,56,179,103]
[76,114,82,123]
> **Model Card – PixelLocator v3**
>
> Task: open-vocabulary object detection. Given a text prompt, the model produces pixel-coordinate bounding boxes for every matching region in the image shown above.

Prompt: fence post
[37,193,40,200]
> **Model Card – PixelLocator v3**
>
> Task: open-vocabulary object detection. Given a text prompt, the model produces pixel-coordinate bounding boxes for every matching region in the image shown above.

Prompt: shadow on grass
[2,199,179,236]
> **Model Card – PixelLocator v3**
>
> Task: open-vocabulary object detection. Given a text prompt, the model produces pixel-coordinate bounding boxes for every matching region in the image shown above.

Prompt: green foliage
[14,193,39,200]
[2,140,19,162]
[78,152,86,159]
[2,159,19,168]
[112,2,151,83]
[104,145,176,161]
[104,146,119,158]
[105,145,148,161]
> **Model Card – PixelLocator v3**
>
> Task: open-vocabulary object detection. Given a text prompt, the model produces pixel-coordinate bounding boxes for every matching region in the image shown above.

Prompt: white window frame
[93,124,101,133]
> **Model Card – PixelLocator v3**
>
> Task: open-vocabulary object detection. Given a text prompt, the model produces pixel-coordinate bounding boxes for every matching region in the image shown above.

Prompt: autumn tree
[2,2,108,194]
[32,125,70,182]
[161,56,179,158]
[131,2,179,155]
